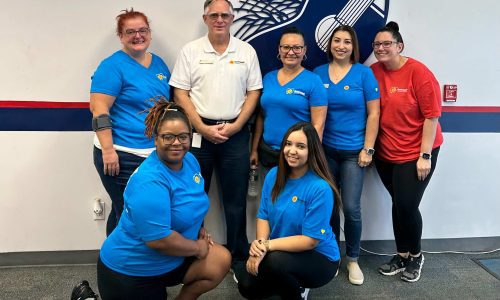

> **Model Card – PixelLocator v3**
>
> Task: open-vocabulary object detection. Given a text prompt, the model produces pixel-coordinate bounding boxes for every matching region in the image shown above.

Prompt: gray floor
[1,252,499,300]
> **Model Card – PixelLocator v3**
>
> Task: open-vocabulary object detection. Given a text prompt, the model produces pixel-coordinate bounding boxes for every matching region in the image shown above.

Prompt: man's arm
[173,87,228,144]
[218,89,261,138]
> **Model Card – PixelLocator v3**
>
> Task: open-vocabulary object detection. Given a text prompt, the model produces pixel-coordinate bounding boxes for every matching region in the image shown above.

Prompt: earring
[276,53,281,60]
[302,54,308,61]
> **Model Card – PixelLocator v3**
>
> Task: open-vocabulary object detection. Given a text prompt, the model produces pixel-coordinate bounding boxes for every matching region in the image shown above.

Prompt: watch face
[366,148,375,155]
[422,153,431,159]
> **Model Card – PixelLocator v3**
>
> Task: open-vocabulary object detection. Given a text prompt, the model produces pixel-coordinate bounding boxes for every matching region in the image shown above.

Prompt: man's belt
[201,117,237,125]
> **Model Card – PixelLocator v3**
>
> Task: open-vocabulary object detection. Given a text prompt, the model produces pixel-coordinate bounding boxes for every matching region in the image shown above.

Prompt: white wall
[1,0,499,253]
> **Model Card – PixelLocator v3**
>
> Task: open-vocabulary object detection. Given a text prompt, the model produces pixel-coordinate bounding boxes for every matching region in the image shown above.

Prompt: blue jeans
[190,126,250,261]
[93,147,145,236]
[323,145,365,260]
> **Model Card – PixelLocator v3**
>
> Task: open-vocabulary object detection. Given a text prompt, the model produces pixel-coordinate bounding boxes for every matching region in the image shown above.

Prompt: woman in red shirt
[370,21,443,283]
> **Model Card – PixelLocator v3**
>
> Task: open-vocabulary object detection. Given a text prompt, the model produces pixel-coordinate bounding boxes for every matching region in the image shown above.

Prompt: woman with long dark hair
[237,122,340,300]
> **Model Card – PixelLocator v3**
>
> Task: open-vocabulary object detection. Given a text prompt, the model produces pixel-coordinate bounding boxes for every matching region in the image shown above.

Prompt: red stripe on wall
[0,101,89,109]
[442,106,500,113]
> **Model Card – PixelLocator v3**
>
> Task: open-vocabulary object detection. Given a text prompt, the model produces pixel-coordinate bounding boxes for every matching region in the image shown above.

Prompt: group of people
[89,0,443,299]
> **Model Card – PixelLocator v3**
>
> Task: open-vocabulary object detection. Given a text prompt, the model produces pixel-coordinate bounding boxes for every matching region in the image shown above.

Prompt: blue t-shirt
[91,50,171,149]
[313,63,379,150]
[99,151,209,276]
[261,69,327,149]
[257,168,340,261]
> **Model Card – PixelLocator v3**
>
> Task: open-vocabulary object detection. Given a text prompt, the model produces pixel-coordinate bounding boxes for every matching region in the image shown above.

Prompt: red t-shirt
[371,58,443,163]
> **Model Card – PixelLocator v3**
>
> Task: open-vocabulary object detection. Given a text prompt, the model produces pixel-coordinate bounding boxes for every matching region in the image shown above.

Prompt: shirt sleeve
[90,58,122,96]
[362,67,381,102]
[413,67,442,118]
[257,168,277,220]
[309,73,328,107]
[302,181,334,240]
[126,179,173,242]
[246,46,263,91]
[169,46,192,91]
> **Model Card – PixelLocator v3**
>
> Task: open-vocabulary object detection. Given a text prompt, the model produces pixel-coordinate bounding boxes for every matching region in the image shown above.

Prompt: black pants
[236,251,338,300]
[374,147,440,255]
[93,147,145,236]
[191,127,250,261]
[97,257,194,300]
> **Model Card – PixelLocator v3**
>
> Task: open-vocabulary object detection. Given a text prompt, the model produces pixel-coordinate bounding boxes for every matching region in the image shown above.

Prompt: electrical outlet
[93,198,105,220]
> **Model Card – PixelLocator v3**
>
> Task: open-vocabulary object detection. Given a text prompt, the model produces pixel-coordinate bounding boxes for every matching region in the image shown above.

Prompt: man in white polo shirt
[169,0,262,267]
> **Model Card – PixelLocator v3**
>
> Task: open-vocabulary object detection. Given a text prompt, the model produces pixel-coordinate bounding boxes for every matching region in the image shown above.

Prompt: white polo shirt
[169,35,263,120]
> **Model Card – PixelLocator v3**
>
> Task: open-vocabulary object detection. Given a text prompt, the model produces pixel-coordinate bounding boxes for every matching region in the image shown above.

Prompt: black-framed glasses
[279,45,304,54]
[123,27,150,37]
[372,41,397,49]
[205,12,233,21]
[158,133,191,144]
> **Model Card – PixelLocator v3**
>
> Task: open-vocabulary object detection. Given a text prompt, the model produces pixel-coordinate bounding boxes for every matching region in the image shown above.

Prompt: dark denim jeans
[190,126,250,261]
[323,145,365,260]
[93,146,145,236]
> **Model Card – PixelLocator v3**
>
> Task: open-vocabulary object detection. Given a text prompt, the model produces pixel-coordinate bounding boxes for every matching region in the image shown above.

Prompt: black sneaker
[379,255,408,276]
[71,280,99,300]
[401,254,425,282]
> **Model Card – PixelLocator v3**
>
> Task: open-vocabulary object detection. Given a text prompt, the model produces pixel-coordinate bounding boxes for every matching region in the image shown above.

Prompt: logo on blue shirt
[193,173,202,184]
[156,73,167,81]
[286,88,306,96]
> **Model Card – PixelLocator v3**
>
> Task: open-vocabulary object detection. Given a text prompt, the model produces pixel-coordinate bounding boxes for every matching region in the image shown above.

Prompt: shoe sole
[379,267,405,276]
[401,255,425,283]
[349,274,364,285]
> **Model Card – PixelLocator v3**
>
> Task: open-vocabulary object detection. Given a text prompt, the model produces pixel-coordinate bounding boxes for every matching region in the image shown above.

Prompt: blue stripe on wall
[0,108,499,133]
[0,108,92,131]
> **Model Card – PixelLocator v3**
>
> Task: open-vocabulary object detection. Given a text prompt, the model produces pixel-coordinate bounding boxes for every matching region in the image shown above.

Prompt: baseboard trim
[1,237,499,267]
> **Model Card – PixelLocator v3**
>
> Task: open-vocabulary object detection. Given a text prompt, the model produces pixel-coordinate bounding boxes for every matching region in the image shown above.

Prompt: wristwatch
[420,152,432,160]
[364,148,375,155]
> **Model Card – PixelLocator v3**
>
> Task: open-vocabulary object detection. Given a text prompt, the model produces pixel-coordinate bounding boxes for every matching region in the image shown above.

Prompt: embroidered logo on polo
[229,60,245,64]
[320,229,326,234]
[344,85,350,90]
[286,88,306,96]
[156,73,167,81]
[291,195,306,203]
[389,86,408,94]
[232,0,390,75]
[193,173,202,184]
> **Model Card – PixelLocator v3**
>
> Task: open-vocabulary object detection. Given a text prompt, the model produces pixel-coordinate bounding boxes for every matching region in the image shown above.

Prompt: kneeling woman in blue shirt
[97,99,231,299]
[237,122,341,300]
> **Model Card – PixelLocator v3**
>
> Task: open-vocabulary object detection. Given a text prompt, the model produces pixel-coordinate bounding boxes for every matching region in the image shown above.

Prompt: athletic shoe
[71,280,98,300]
[347,261,364,285]
[379,255,408,276]
[299,287,310,300]
[401,254,425,282]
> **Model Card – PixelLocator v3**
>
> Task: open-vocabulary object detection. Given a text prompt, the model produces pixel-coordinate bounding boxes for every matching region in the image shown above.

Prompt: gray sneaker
[379,255,408,276]
[401,254,425,282]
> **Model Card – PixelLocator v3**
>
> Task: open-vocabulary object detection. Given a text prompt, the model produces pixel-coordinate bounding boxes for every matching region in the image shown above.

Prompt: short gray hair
[203,0,234,14]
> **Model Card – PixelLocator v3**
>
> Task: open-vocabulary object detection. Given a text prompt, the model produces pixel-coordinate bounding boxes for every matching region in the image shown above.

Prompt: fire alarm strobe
[444,84,457,102]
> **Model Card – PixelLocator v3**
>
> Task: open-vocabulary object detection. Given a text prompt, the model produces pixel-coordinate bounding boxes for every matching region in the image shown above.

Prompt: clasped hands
[195,227,214,259]
[246,239,268,276]
[201,122,240,144]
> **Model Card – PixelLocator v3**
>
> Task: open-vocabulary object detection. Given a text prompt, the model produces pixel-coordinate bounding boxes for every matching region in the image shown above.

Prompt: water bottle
[248,166,259,198]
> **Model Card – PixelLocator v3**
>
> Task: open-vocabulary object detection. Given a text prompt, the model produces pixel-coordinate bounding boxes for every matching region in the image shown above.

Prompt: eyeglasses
[123,27,150,37]
[279,45,305,54]
[159,133,191,144]
[372,41,397,49]
[205,12,233,21]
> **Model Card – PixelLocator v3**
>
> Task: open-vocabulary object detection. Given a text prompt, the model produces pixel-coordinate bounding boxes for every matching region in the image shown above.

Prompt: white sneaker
[299,287,310,300]
[347,261,364,285]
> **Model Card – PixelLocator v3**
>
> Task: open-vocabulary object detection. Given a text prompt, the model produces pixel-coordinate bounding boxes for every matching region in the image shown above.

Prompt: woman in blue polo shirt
[97,100,230,299]
[313,25,380,285]
[250,27,327,170]
[237,122,340,300]
[90,9,171,235]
